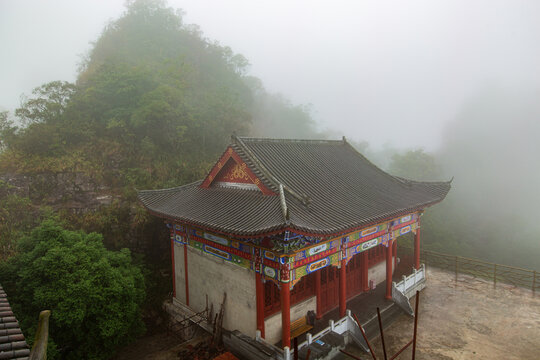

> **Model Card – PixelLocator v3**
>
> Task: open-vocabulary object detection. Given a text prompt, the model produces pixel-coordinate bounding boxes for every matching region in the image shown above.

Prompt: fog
[3,0,540,150]
[1,1,540,267]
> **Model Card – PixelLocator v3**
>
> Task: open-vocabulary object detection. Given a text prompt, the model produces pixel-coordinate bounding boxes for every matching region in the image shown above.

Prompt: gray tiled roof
[0,285,30,360]
[139,137,451,237]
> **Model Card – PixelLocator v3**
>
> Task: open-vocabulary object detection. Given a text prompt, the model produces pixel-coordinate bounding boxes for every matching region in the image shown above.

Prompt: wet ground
[345,267,540,360]
[114,267,540,359]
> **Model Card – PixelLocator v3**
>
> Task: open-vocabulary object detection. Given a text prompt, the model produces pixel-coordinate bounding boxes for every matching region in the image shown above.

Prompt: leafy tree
[15,81,76,126]
[0,219,145,359]
[0,111,17,151]
[0,181,49,260]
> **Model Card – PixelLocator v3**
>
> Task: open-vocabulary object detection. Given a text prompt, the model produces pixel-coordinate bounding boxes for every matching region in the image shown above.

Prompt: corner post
[184,243,189,306]
[339,258,347,317]
[255,273,265,338]
[170,230,176,298]
[414,223,421,270]
[385,240,393,300]
[281,282,291,348]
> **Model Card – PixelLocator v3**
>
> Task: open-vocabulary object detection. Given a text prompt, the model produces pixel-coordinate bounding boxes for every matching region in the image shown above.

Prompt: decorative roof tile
[0,285,30,360]
[138,137,451,237]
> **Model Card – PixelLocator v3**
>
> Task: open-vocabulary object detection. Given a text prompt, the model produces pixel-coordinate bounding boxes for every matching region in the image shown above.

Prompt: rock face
[0,171,115,211]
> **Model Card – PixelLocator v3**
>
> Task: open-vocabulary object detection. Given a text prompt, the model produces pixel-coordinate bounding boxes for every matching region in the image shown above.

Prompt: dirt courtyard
[346,267,540,360]
[115,267,540,359]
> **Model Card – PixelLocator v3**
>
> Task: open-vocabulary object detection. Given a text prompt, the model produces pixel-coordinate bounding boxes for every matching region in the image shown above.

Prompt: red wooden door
[346,254,364,299]
[320,266,339,314]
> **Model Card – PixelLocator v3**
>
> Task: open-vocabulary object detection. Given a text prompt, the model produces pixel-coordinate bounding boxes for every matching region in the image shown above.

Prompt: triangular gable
[200,147,276,195]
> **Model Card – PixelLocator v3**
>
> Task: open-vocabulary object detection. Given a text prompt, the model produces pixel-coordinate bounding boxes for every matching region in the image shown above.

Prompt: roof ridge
[341,140,420,188]
[393,176,454,186]
[238,136,344,145]
[233,135,311,206]
[137,180,201,194]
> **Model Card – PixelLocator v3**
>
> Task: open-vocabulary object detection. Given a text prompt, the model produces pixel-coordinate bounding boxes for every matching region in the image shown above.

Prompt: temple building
[138,136,450,348]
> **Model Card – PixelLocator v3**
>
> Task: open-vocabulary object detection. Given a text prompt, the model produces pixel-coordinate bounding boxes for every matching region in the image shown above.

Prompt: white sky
[1,0,540,150]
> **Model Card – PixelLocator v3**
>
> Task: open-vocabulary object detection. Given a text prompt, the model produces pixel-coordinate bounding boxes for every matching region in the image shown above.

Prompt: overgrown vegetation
[0,219,145,360]
[0,0,322,358]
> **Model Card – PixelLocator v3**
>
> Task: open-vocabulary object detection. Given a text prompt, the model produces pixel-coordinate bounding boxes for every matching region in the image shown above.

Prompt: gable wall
[174,244,257,337]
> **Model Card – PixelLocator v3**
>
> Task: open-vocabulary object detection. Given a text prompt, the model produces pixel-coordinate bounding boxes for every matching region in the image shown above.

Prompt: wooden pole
[454,256,458,282]
[493,264,497,288]
[385,242,393,300]
[340,259,347,317]
[412,290,420,360]
[315,270,322,319]
[377,307,388,360]
[255,273,265,338]
[281,282,291,349]
[352,312,377,360]
[533,271,536,295]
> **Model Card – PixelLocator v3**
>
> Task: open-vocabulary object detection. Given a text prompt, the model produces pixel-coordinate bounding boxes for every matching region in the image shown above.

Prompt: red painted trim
[255,273,265,338]
[385,241,393,300]
[184,244,189,306]
[315,270,322,320]
[148,208,428,241]
[339,259,347,317]
[281,283,291,348]
[414,226,421,270]
[200,146,276,195]
[171,234,176,298]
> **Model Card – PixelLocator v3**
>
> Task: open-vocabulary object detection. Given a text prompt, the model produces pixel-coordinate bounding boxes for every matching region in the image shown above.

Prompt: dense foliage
[0,219,145,359]
[0,0,321,247]
[0,0,322,357]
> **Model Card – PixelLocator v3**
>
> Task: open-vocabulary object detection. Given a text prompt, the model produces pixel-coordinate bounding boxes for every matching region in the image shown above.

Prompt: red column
[339,259,347,317]
[171,236,176,298]
[414,226,421,270]
[281,282,291,348]
[184,244,190,306]
[255,273,265,338]
[315,270,322,319]
[362,251,369,291]
[385,241,393,300]
[393,240,398,271]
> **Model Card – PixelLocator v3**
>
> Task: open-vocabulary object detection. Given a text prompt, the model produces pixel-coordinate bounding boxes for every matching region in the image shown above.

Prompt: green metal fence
[401,247,538,295]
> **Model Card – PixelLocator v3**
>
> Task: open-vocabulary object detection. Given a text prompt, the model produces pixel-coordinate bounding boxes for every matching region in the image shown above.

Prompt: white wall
[173,243,186,304]
[174,244,257,337]
[368,256,396,286]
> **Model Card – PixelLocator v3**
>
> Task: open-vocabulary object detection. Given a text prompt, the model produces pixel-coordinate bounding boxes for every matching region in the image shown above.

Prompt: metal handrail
[400,247,538,295]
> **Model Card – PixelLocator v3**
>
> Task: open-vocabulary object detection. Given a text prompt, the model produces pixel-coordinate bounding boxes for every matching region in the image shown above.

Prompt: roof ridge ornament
[279,184,290,222]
